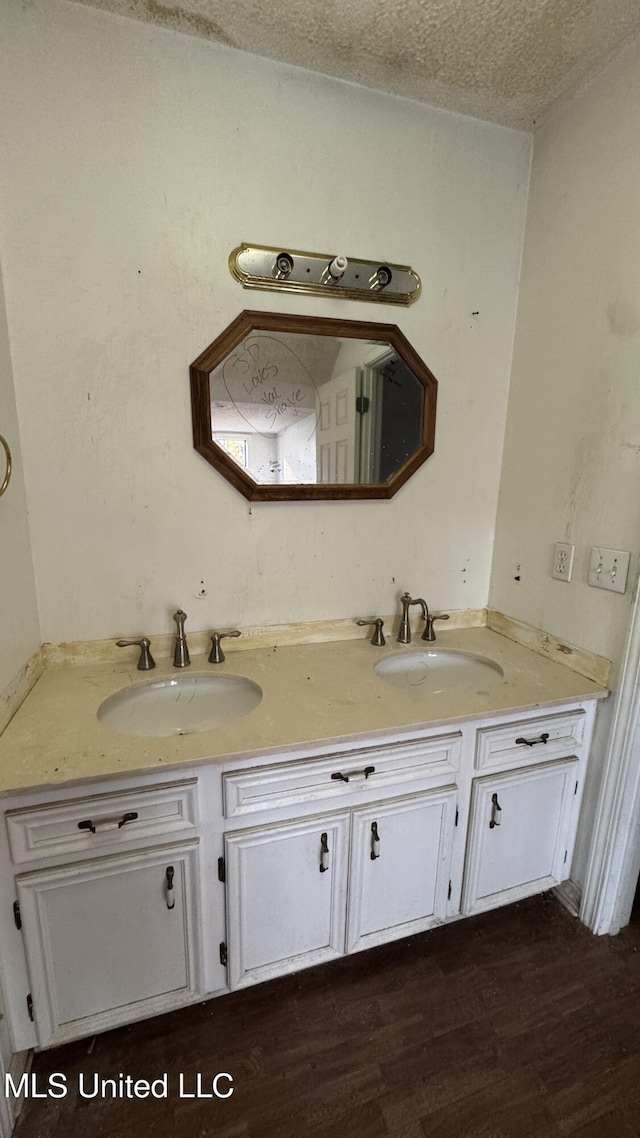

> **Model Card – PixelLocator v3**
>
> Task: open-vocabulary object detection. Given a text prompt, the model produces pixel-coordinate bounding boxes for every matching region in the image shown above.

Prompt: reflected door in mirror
[191,312,437,501]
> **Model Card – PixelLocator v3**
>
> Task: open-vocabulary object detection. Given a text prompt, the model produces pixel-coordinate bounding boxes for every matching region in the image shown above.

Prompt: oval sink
[98,673,263,738]
[374,649,504,694]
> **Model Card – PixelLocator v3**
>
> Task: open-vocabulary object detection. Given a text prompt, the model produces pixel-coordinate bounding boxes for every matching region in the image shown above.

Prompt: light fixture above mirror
[229,244,421,306]
[190,311,437,501]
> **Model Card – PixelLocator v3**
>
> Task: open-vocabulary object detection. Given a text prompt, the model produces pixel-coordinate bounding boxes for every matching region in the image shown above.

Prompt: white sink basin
[374,649,504,694]
[98,673,263,738]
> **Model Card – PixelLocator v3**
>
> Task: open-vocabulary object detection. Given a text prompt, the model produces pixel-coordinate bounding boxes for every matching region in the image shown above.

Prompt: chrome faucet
[397,593,451,643]
[172,609,191,668]
[397,593,428,644]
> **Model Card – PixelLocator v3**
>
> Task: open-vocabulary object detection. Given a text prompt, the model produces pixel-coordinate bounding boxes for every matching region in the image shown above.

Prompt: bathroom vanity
[0,627,606,1052]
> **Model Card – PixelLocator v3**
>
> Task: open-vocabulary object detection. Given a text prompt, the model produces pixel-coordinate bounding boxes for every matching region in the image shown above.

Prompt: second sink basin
[98,673,263,738]
[374,649,504,694]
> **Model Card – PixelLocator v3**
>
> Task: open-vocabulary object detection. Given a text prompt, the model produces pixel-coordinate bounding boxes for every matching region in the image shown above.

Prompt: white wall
[490,36,640,670]
[489,35,640,888]
[0,260,40,693]
[0,0,530,644]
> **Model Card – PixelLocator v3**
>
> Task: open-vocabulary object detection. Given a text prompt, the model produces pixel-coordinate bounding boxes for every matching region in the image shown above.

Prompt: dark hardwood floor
[14,894,640,1137]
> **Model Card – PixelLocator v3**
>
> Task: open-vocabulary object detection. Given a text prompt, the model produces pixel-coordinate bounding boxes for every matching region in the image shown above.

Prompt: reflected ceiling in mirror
[190,311,437,501]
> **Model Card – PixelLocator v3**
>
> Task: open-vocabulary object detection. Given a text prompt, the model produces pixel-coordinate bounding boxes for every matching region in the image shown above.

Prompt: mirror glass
[190,312,437,501]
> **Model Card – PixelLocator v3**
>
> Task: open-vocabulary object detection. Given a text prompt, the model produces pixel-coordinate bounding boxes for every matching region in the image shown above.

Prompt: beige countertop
[0,628,608,796]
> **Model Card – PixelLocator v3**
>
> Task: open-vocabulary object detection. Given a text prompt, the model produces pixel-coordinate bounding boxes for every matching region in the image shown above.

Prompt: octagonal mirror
[190,311,437,501]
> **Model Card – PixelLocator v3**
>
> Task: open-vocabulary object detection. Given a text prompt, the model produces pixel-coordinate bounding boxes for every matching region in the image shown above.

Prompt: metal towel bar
[0,435,11,498]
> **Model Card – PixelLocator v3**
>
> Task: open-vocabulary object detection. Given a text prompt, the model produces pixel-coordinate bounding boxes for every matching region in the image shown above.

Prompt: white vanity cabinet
[16,842,202,1047]
[0,696,600,1054]
[221,731,462,990]
[224,786,458,990]
[462,708,589,916]
[2,778,204,1050]
[224,814,351,989]
[462,760,580,915]
[345,789,457,953]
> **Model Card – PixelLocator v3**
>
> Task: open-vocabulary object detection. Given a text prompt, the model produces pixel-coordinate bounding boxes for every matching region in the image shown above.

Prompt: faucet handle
[422,613,450,642]
[209,629,241,664]
[116,637,156,671]
[356,618,386,647]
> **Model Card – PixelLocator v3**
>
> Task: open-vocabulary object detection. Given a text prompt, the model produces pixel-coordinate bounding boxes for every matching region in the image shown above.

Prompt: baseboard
[553,879,582,918]
[0,1046,32,1134]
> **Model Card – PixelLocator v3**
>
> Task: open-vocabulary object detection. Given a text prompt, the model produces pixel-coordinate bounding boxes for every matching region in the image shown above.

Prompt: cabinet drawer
[223,733,461,819]
[475,710,585,772]
[6,780,198,865]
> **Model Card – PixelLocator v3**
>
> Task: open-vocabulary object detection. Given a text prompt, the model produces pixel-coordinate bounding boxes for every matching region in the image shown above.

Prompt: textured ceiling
[70,0,640,128]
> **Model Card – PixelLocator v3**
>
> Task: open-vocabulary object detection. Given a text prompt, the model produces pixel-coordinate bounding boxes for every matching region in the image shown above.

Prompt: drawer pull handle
[319,832,329,873]
[77,810,139,835]
[515,732,550,747]
[489,793,502,828]
[118,811,139,828]
[166,865,175,909]
[330,765,375,784]
[370,821,381,860]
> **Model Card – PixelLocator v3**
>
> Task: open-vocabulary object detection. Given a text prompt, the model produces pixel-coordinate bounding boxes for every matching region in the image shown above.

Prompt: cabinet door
[462,759,579,916]
[17,841,202,1048]
[225,814,350,990]
[346,788,457,954]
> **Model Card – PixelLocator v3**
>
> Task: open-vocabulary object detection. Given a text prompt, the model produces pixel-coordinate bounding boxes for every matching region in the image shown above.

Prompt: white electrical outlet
[588,547,630,594]
[551,542,574,582]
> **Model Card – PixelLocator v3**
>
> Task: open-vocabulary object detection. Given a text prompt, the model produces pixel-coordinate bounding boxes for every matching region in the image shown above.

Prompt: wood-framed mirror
[190,310,437,501]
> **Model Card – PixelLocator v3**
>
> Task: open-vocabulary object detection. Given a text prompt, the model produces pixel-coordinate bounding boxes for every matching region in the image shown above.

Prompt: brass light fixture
[229,244,421,306]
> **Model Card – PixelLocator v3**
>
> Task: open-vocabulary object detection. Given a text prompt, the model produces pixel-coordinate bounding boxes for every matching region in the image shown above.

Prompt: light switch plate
[551,543,574,582]
[588,547,630,594]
